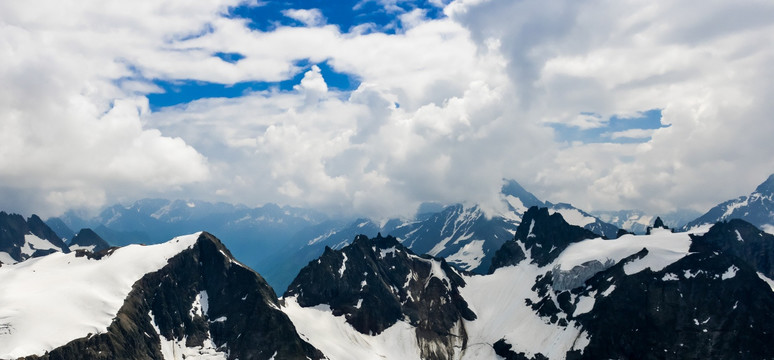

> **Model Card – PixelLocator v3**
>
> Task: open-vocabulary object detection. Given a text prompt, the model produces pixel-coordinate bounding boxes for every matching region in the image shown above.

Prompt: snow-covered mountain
[592,208,701,234]
[0,212,70,264]
[0,232,323,359]
[284,233,476,360]
[283,208,774,359]
[269,180,619,293]
[4,208,774,359]
[683,173,774,233]
[47,180,619,294]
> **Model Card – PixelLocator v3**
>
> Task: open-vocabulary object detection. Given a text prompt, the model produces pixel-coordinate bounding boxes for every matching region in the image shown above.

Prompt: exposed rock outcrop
[285,233,476,360]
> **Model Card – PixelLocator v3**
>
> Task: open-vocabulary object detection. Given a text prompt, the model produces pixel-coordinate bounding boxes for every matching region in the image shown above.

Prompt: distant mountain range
[47,180,622,292]
[257,179,622,292]
[592,208,702,234]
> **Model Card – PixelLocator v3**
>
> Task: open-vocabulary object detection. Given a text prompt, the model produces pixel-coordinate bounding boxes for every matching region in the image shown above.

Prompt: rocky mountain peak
[501,179,544,208]
[13,231,323,360]
[1,212,69,264]
[69,228,110,253]
[754,173,774,195]
[515,206,602,267]
[285,233,475,360]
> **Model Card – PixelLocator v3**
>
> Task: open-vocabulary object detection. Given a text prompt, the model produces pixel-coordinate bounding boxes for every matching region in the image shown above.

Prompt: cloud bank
[2,0,773,219]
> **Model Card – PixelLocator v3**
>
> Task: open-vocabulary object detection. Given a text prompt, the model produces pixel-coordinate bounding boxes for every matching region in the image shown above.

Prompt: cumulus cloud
[147,17,543,219]
[0,0,230,216]
[2,0,774,220]
[450,0,774,213]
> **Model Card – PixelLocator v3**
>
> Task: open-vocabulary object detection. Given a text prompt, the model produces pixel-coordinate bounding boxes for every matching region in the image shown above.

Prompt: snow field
[0,232,202,358]
[460,264,588,360]
[445,240,485,270]
[554,228,692,275]
[283,296,422,359]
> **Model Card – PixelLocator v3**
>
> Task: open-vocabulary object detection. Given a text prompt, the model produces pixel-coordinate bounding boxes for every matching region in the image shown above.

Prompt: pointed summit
[653,216,665,229]
[501,179,544,208]
[754,173,774,195]
[285,234,475,359]
[69,228,110,253]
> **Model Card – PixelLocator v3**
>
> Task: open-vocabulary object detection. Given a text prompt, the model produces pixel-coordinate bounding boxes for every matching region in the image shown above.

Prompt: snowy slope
[0,233,200,358]
[460,264,589,359]
[459,226,704,359]
[284,299,423,359]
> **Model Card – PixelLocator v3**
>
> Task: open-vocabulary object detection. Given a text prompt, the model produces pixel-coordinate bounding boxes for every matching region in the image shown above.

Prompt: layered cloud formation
[2,0,773,218]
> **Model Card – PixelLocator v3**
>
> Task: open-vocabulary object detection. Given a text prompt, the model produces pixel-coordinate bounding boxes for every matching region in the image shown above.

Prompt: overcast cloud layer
[2,0,774,218]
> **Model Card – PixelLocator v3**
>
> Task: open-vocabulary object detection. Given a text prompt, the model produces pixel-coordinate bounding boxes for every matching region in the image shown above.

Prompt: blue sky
[228,0,448,33]
[551,109,668,145]
[146,60,361,110]
[2,0,774,218]
[145,0,447,110]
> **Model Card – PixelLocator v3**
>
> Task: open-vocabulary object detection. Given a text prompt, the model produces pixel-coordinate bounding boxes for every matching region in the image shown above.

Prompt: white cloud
[451,0,774,213]
[606,129,655,140]
[2,0,774,221]
[282,8,326,27]
[558,113,607,130]
[0,0,233,216]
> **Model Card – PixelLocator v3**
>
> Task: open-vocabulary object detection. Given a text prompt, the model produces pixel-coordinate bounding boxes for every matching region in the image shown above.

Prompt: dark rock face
[491,207,602,270]
[572,249,774,359]
[27,215,67,248]
[616,228,632,238]
[0,212,69,263]
[69,228,111,253]
[646,216,669,235]
[690,219,774,278]
[24,232,323,360]
[518,207,603,267]
[488,238,526,273]
[285,234,476,360]
[653,216,665,229]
